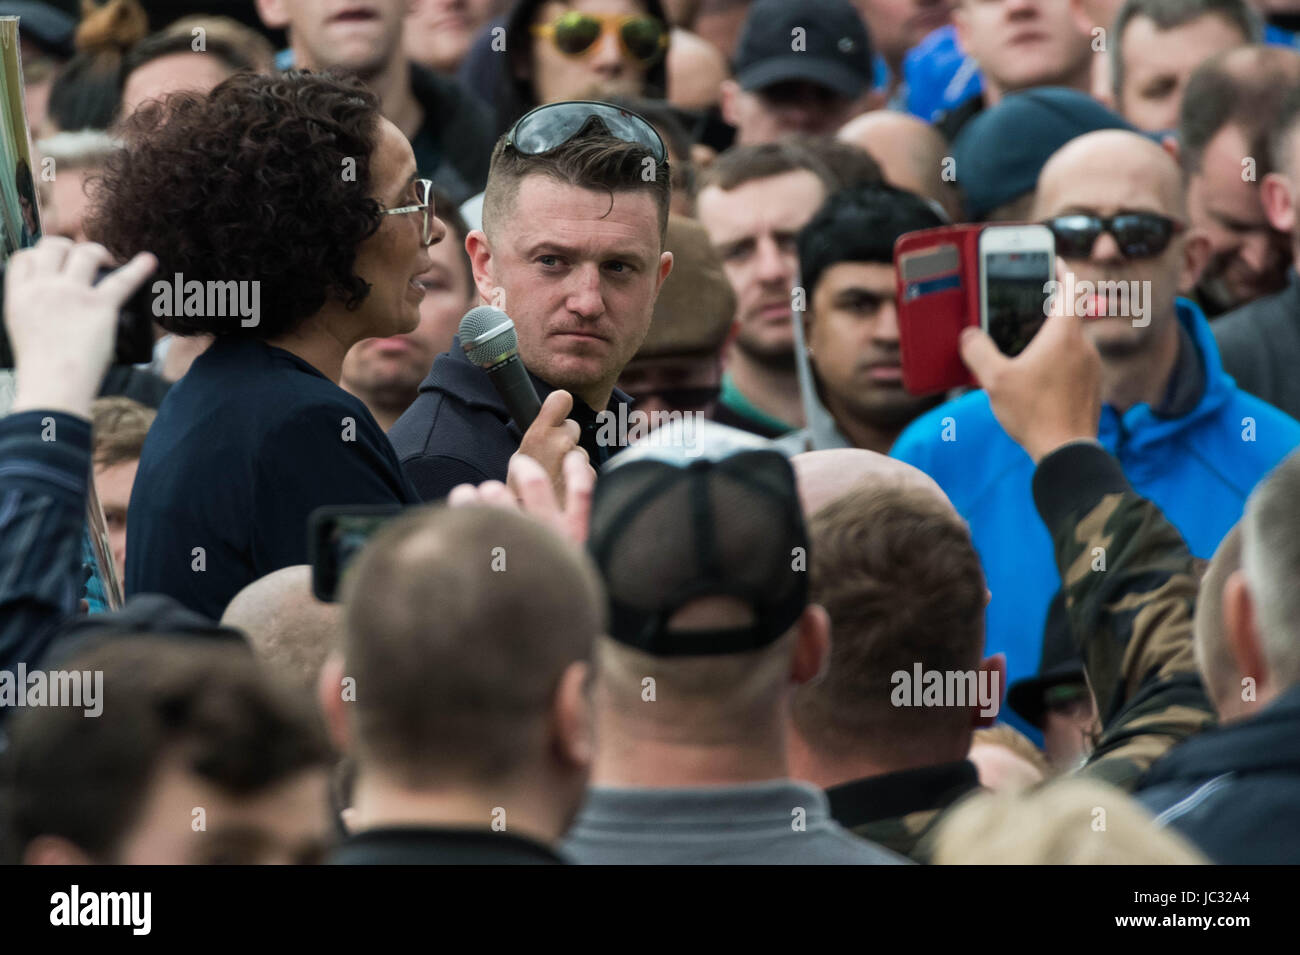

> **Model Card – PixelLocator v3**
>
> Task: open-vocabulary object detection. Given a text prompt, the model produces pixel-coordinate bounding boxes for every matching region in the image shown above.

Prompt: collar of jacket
[418,336,633,430]
[825,759,980,827]
[1140,683,1300,786]
[1096,297,1231,453]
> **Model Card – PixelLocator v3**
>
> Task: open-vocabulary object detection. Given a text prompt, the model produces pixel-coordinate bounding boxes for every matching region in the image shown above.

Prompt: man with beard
[695,142,835,438]
[256,0,494,203]
[892,130,1300,729]
[776,184,946,454]
[1214,84,1300,419]
[1178,45,1300,317]
[341,190,476,430]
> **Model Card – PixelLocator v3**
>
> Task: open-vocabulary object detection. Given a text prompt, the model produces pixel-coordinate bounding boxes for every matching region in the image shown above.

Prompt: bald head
[793,448,954,518]
[1035,129,1187,221]
[222,565,340,690]
[838,111,962,221]
[667,28,728,111]
[1195,522,1243,719]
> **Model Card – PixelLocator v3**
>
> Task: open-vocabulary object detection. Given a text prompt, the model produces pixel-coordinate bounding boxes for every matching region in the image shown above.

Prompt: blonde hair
[933,778,1208,864]
[972,725,1052,777]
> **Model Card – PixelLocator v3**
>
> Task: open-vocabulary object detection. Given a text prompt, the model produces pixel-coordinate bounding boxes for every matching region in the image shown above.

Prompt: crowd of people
[0,0,1299,867]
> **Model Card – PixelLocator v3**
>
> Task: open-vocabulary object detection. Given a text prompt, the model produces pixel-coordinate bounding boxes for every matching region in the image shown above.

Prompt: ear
[656,250,674,293]
[719,79,741,129]
[1260,171,1296,235]
[952,4,970,51]
[317,651,352,754]
[1160,134,1180,165]
[549,660,593,771]
[1224,570,1269,698]
[1067,0,1093,35]
[1177,228,1213,294]
[791,604,832,685]
[255,0,290,30]
[975,652,1006,728]
[23,834,95,865]
[465,229,498,306]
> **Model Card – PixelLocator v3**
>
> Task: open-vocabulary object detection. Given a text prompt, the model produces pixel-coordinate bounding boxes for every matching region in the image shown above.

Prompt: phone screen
[309,507,402,601]
[984,250,1053,357]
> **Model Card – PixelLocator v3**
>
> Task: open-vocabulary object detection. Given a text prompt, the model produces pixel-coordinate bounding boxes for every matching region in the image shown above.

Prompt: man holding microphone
[388,101,675,500]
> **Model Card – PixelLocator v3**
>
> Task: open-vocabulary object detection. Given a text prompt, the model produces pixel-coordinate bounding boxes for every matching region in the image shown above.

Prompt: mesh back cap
[588,449,809,656]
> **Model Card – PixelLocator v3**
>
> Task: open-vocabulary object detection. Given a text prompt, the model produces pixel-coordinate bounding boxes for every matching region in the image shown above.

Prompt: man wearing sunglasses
[464,0,672,136]
[893,129,1300,733]
[389,101,674,501]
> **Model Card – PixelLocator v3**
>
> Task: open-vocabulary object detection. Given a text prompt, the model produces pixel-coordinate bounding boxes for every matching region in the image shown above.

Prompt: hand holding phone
[959,265,1102,463]
[895,224,1055,396]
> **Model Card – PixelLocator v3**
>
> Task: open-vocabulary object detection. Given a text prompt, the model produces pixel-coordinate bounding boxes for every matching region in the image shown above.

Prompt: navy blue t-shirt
[125,338,419,620]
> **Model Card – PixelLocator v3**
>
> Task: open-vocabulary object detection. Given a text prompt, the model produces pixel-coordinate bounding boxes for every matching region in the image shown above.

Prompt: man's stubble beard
[829,380,942,433]
[734,329,797,371]
[343,361,422,413]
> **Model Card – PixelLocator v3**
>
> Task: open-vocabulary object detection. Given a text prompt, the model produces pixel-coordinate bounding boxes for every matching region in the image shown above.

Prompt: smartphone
[978,225,1055,357]
[0,263,156,369]
[894,223,982,396]
[308,505,404,602]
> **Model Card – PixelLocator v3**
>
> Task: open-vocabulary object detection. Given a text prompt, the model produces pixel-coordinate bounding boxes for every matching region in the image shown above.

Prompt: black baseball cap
[588,439,809,657]
[733,0,874,99]
[1006,592,1088,729]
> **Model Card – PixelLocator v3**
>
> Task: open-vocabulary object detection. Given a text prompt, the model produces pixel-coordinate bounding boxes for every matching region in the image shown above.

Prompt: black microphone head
[458,306,518,368]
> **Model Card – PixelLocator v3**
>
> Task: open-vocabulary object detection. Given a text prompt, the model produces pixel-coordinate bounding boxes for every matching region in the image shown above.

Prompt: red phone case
[894,224,983,396]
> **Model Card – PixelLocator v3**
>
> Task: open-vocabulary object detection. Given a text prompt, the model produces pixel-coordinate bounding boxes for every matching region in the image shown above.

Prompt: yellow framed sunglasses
[531,11,669,66]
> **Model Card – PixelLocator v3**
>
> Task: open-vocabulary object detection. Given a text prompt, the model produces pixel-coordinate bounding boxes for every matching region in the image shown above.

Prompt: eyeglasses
[531,11,668,66]
[379,178,437,246]
[505,100,667,164]
[1043,212,1186,261]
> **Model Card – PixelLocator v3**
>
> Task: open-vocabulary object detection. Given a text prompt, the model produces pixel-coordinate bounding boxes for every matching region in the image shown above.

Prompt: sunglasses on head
[531,11,669,65]
[1043,212,1185,261]
[504,100,667,164]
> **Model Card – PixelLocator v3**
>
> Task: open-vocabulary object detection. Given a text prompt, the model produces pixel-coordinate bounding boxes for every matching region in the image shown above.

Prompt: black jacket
[126,338,419,620]
[331,826,565,864]
[388,338,633,501]
[1212,270,1300,423]
[1137,684,1300,863]
[826,760,982,863]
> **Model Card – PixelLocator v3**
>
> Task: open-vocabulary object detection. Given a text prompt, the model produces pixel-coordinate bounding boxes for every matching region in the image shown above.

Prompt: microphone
[458,306,543,430]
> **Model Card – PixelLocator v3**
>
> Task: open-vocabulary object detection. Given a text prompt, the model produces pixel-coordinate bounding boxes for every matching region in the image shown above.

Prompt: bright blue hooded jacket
[891,300,1300,723]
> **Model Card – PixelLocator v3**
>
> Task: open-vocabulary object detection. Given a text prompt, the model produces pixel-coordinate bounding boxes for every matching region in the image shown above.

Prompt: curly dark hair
[85,70,386,339]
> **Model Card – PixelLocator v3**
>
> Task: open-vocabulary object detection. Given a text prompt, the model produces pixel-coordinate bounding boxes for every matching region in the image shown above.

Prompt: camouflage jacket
[1032,441,1218,791]
[828,760,981,863]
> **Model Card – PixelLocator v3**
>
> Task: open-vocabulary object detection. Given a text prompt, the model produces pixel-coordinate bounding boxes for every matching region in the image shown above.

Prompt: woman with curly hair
[86,70,444,619]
